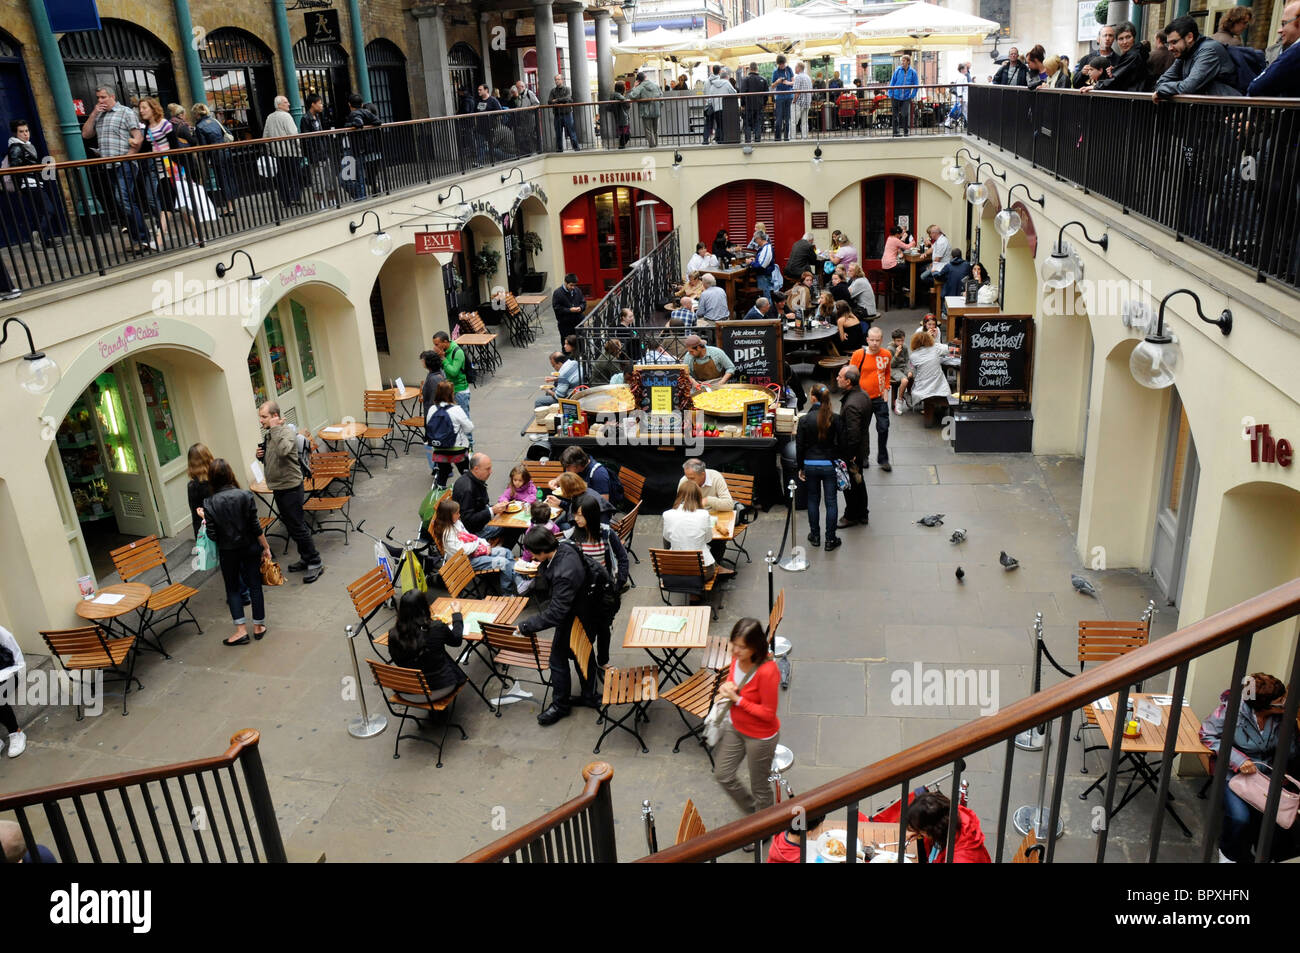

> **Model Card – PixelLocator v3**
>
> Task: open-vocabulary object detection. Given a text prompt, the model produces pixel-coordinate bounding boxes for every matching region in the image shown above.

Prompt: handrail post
[642,799,658,855]
[584,761,617,862]
[230,729,287,863]
[1202,634,1254,862]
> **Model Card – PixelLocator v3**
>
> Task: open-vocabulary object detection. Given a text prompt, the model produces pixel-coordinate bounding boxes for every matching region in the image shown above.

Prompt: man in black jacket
[837,365,872,527]
[785,231,818,282]
[6,119,62,249]
[739,62,769,143]
[342,93,382,198]
[993,48,1029,86]
[517,528,601,724]
[452,453,508,540]
[552,272,586,339]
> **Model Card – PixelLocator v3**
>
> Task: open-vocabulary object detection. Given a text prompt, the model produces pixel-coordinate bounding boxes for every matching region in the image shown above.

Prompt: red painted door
[696,181,805,269]
[561,187,674,297]
[861,176,918,271]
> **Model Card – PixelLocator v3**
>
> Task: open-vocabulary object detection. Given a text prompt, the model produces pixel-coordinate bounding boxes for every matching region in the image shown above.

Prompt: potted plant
[520,230,547,293]
[473,246,501,281]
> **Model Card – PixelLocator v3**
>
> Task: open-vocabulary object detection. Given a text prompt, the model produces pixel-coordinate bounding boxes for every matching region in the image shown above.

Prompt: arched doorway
[860,175,918,270]
[523,49,538,94]
[449,42,482,112]
[696,180,805,268]
[507,193,550,293]
[561,186,673,296]
[60,19,177,127]
[0,29,47,247]
[294,37,351,126]
[199,27,276,140]
[366,39,411,123]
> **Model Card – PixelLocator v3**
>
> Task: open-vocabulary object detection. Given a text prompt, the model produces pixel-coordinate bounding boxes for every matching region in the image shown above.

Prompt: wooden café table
[1080,691,1211,837]
[902,249,929,307]
[316,421,372,478]
[76,582,153,649]
[623,604,711,686]
[943,296,999,346]
[783,321,842,362]
[422,595,528,711]
[704,265,750,311]
[712,511,735,542]
[513,293,548,335]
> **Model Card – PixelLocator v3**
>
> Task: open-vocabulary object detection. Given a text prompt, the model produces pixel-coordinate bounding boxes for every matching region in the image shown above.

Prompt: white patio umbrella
[706,7,854,60]
[612,26,707,75]
[853,1,1000,49]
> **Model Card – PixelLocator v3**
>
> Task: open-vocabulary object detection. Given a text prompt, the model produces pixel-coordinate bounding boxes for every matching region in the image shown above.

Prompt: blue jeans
[471,546,517,592]
[454,389,473,449]
[774,99,791,140]
[219,547,265,625]
[803,463,838,540]
[554,114,579,151]
[109,163,152,244]
[1220,783,1255,862]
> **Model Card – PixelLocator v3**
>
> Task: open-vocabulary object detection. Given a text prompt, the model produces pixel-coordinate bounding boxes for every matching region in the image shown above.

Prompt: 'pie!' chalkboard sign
[716,319,783,389]
[959,315,1035,400]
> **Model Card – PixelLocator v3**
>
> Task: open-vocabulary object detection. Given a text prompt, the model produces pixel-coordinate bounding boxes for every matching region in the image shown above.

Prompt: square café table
[624,605,711,686]
[427,595,528,711]
[1080,691,1210,837]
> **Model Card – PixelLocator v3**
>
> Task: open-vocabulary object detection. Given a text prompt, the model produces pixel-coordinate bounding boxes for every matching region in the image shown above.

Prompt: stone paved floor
[1,312,1215,863]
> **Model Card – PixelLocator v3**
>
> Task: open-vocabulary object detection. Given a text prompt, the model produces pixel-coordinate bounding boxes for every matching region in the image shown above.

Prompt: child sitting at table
[520,502,561,562]
[498,463,537,505]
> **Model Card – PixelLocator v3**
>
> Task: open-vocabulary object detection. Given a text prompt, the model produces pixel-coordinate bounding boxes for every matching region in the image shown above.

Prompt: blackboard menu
[959,315,1035,399]
[559,398,583,431]
[716,320,783,389]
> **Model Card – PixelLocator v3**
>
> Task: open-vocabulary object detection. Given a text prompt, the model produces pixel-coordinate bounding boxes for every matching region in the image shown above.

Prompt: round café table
[784,322,844,378]
[76,582,153,647]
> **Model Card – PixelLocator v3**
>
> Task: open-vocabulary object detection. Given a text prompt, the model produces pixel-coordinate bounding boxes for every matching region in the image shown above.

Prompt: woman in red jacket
[906,792,991,863]
[715,618,781,824]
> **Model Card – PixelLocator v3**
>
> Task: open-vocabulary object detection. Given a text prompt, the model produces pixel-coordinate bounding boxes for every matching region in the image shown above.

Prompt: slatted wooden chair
[676,799,708,845]
[365,659,467,766]
[479,622,552,717]
[1075,617,1151,772]
[305,450,356,496]
[108,535,200,656]
[502,291,535,346]
[593,665,659,754]
[397,402,428,454]
[649,548,723,620]
[612,502,642,579]
[347,566,396,660]
[433,544,498,599]
[571,618,593,686]
[661,666,725,765]
[618,467,646,511]
[527,460,564,489]
[302,456,354,543]
[720,472,756,566]
[1010,827,1043,863]
[41,626,141,717]
[458,311,502,375]
[361,390,399,468]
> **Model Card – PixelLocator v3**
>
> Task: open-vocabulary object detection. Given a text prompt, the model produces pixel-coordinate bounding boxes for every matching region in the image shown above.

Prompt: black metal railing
[968,85,1300,292]
[0,729,286,863]
[640,577,1300,864]
[458,761,617,863]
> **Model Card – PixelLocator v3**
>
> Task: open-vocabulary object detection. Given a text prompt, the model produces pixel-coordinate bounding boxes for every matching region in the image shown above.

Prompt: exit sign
[415,231,461,255]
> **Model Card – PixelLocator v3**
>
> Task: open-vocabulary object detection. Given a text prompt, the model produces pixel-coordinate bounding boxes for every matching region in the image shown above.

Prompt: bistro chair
[618,467,645,511]
[593,665,659,755]
[1011,827,1043,864]
[460,310,503,373]
[644,799,713,856]
[347,565,397,660]
[361,390,399,468]
[479,622,552,718]
[302,455,354,544]
[433,545,497,599]
[649,548,724,620]
[365,659,467,766]
[661,666,725,766]
[720,472,757,565]
[108,535,200,656]
[41,626,140,717]
[397,404,428,454]
[612,501,642,574]
[1074,617,1151,772]
[502,292,535,346]
[526,460,564,489]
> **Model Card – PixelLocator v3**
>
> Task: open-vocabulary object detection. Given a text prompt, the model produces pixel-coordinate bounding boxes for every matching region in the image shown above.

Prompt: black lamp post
[1,316,61,394]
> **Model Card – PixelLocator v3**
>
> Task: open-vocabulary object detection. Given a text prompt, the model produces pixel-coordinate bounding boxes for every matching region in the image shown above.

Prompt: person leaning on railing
[1198,672,1300,863]
[628,72,663,148]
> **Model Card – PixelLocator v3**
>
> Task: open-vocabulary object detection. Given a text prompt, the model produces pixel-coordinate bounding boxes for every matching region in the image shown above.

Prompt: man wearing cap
[683,335,735,388]
[552,272,586,339]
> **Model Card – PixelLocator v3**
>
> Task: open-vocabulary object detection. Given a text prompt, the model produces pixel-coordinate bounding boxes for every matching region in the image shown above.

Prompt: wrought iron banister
[458,761,617,863]
[641,577,1300,863]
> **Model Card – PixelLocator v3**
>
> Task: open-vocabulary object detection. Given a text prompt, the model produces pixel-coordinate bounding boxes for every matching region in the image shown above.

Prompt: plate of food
[504,501,524,514]
[814,829,864,864]
[515,559,540,574]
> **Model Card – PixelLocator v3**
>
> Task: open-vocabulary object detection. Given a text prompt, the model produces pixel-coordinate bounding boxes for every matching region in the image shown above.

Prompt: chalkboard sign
[959,315,1034,400]
[559,398,583,432]
[632,364,687,433]
[744,399,767,433]
[716,320,783,389]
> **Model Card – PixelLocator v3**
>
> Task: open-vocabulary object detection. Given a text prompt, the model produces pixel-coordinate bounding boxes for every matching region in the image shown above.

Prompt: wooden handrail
[642,577,1300,862]
[0,729,261,810]
[458,761,613,863]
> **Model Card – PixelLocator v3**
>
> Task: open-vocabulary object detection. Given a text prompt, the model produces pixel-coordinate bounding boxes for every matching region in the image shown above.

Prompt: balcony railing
[968,84,1300,293]
[0,87,959,297]
[462,578,1300,863]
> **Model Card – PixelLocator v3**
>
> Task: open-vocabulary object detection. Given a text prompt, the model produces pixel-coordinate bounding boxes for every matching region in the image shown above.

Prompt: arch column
[563,3,593,146]
[348,0,373,103]
[271,0,303,120]
[26,0,87,160]
[413,3,455,119]
[172,0,207,107]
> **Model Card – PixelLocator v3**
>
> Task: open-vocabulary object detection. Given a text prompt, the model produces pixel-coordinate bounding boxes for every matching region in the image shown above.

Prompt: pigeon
[917,514,945,527]
[1071,574,1098,596]
[949,529,967,544]
[999,551,1019,570]
[955,566,965,583]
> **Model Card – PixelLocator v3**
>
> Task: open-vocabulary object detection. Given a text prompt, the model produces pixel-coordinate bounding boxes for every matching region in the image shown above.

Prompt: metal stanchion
[345,624,387,738]
[642,799,658,855]
[1015,613,1047,751]
[1012,718,1064,838]
[767,549,792,689]
[778,479,808,572]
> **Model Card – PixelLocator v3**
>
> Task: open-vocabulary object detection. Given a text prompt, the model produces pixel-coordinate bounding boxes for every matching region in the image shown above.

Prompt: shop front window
[264,310,294,395]
[93,371,139,474]
[248,342,269,407]
[595,192,616,270]
[292,299,317,381]
[136,362,181,466]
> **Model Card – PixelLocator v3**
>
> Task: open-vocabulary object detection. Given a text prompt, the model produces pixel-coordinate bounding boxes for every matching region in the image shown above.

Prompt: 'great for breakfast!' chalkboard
[959,315,1035,400]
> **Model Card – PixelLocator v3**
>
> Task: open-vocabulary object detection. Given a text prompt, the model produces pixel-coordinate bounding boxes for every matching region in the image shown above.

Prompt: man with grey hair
[81,84,155,251]
[262,94,303,206]
[453,452,507,538]
[786,230,818,282]
[792,62,814,139]
[678,458,735,562]
[696,272,731,323]
[257,400,323,580]
[743,297,771,320]
[836,363,872,525]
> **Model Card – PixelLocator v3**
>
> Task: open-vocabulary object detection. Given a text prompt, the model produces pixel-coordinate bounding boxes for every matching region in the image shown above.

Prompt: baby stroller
[356,520,442,597]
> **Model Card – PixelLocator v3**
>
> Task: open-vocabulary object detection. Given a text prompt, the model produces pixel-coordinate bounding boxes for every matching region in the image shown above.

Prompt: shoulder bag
[1228,763,1299,829]
[703,661,759,747]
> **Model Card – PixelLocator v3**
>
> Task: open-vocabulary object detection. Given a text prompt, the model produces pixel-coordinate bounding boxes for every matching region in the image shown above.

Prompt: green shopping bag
[418,482,447,526]
[194,524,218,572]
[395,549,427,595]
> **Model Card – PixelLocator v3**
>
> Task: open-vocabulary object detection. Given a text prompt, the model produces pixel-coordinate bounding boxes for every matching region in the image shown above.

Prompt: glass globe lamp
[1130,335,1181,390]
[966,182,988,207]
[994,209,1022,241]
[17,352,60,395]
[370,230,394,257]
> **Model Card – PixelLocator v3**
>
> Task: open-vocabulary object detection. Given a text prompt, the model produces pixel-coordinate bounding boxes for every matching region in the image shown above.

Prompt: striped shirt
[670,307,698,327]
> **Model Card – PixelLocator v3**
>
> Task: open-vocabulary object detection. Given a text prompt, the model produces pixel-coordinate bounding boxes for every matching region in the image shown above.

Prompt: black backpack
[592,462,626,510]
[563,538,620,620]
[462,347,477,386]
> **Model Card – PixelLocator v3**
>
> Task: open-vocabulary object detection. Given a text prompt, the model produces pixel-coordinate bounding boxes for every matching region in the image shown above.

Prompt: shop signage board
[306,9,342,44]
[633,364,688,434]
[716,320,783,390]
[415,231,462,255]
[958,314,1034,400]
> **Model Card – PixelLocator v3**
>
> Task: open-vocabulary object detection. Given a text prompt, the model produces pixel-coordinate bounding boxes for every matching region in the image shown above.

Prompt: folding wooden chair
[305,450,356,496]
[1075,618,1150,772]
[479,622,552,717]
[593,665,658,754]
[108,535,200,657]
[1011,827,1043,863]
[720,472,756,566]
[612,502,641,580]
[527,461,564,488]
[397,404,428,454]
[503,292,535,346]
[347,565,396,660]
[661,666,724,765]
[435,546,498,599]
[649,548,723,620]
[365,659,467,766]
[618,467,646,511]
[361,390,398,468]
[302,456,354,544]
[676,798,708,845]
[41,626,141,717]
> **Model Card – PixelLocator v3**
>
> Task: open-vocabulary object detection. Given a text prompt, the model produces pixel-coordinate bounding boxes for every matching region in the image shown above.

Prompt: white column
[479,14,495,92]
[617,15,631,43]
[534,0,560,150]
[1107,1,1132,26]
[593,9,614,101]
[564,3,593,145]
[413,3,454,117]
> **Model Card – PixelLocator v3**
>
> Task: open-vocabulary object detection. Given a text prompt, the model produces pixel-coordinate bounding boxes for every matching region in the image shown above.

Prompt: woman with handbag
[199,458,271,646]
[569,494,628,668]
[713,618,781,843]
[797,383,844,551]
[1199,673,1300,862]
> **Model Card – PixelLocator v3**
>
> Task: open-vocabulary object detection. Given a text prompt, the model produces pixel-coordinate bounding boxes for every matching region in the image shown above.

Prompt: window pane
[264,309,294,395]
[136,362,181,466]
[292,298,318,380]
[248,341,269,408]
[93,371,139,474]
